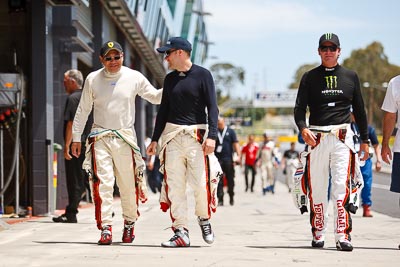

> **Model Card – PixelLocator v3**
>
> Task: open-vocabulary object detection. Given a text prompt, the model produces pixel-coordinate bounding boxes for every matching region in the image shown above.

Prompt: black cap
[156,37,192,53]
[319,33,340,47]
[100,41,123,57]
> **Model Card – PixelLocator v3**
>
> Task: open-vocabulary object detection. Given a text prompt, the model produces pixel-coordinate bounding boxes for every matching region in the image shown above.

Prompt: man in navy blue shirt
[147,37,219,248]
[215,117,241,206]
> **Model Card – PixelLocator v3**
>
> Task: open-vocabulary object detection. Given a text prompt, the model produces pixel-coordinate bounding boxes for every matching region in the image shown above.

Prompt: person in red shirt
[240,134,259,192]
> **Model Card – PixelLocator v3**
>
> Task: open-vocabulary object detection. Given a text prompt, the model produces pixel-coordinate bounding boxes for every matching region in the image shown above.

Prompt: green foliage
[210,62,245,99]
[343,42,400,131]
[235,107,266,121]
[288,63,319,89]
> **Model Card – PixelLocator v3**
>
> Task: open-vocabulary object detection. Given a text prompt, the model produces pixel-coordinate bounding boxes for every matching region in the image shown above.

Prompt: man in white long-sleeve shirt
[71,41,162,245]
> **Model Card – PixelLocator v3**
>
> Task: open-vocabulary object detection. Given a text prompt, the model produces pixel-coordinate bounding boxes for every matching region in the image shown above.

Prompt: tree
[343,42,400,130]
[209,62,245,103]
[288,63,318,89]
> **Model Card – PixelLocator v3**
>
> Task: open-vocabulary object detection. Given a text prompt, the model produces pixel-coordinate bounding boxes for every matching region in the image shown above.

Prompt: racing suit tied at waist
[83,127,148,203]
[292,123,364,214]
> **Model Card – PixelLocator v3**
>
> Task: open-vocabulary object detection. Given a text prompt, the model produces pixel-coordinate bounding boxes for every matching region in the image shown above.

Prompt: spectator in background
[145,135,162,194]
[281,142,300,193]
[258,133,277,194]
[240,134,259,193]
[53,69,92,224]
[350,112,382,217]
[215,117,241,206]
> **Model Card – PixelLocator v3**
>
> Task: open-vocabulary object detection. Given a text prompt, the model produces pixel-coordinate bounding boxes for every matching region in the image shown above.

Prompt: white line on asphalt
[372,183,390,190]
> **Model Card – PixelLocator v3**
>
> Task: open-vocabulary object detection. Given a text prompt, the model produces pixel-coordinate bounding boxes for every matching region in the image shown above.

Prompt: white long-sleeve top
[72,66,162,142]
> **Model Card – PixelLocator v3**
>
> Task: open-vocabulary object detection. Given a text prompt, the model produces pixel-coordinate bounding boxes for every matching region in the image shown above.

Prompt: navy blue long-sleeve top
[152,64,219,142]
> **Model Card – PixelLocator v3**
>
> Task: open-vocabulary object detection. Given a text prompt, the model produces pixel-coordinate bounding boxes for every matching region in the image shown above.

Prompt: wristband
[361,140,370,145]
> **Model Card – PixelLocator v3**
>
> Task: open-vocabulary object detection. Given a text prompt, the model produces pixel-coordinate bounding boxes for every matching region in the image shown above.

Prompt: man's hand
[381,144,392,165]
[301,128,317,147]
[71,142,81,158]
[375,161,382,172]
[202,138,216,155]
[146,141,158,156]
[359,143,369,161]
[64,146,72,160]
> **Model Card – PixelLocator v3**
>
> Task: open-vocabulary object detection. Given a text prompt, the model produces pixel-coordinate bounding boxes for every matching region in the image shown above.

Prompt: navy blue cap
[100,41,123,57]
[156,37,192,53]
[319,33,340,47]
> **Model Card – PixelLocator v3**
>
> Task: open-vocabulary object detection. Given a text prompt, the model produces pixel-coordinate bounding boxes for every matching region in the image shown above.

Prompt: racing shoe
[198,217,214,244]
[98,225,112,245]
[161,228,190,247]
[311,235,324,248]
[336,240,353,251]
[311,240,324,248]
[122,220,135,243]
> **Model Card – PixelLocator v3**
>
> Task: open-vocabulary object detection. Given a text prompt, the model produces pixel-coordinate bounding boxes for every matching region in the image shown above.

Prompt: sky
[203,0,400,99]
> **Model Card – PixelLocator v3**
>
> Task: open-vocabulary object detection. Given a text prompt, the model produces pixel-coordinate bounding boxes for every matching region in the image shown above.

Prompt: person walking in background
[71,41,162,245]
[381,74,400,250]
[146,37,219,248]
[53,69,92,224]
[281,141,300,193]
[215,117,241,206]
[350,112,382,217]
[294,33,369,252]
[258,133,277,194]
[144,135,162,194]
[240,134,259,193]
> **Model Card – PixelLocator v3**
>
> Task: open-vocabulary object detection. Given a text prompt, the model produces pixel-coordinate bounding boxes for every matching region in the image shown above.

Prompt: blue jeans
[360,158,373,206]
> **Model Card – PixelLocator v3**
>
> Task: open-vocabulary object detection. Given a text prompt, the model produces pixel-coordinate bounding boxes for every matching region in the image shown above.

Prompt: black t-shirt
[215,127,238,162]
[64,89,92,143]
[294,64,368,141]
[152,64,219,142]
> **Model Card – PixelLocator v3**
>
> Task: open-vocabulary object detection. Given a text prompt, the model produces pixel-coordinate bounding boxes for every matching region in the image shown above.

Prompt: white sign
[253,90,298,108]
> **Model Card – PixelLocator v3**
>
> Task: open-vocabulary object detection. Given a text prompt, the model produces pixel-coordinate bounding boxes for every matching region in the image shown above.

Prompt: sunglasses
[164,49,178,57]
[104,55,121,61]
[320,45,338,52]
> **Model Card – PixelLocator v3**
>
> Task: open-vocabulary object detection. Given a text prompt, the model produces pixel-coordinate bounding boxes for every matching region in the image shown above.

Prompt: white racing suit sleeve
[83,128,149,204]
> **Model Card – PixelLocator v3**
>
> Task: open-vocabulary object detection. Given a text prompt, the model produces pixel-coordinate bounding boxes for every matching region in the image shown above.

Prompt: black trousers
[64,143,87,215]
[244,164,256,191]
[217,160,235,200]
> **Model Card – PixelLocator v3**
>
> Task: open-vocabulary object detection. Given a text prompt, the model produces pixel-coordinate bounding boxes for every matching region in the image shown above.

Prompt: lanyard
[217,126,228,144]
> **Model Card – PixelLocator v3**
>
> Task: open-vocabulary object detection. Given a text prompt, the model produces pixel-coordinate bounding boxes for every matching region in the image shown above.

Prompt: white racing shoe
[161,228,190,247]
[198,217,215,244]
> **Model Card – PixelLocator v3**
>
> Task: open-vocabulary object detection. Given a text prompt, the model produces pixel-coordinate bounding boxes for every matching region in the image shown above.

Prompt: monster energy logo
[325,75,337,89]
[325,33,333,40]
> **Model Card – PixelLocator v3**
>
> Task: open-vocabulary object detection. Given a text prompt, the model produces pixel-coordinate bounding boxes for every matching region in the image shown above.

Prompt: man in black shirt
[147,37,219,247]
[53,69,92,223]
[294,33,369,252]
[215,117,241,206]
